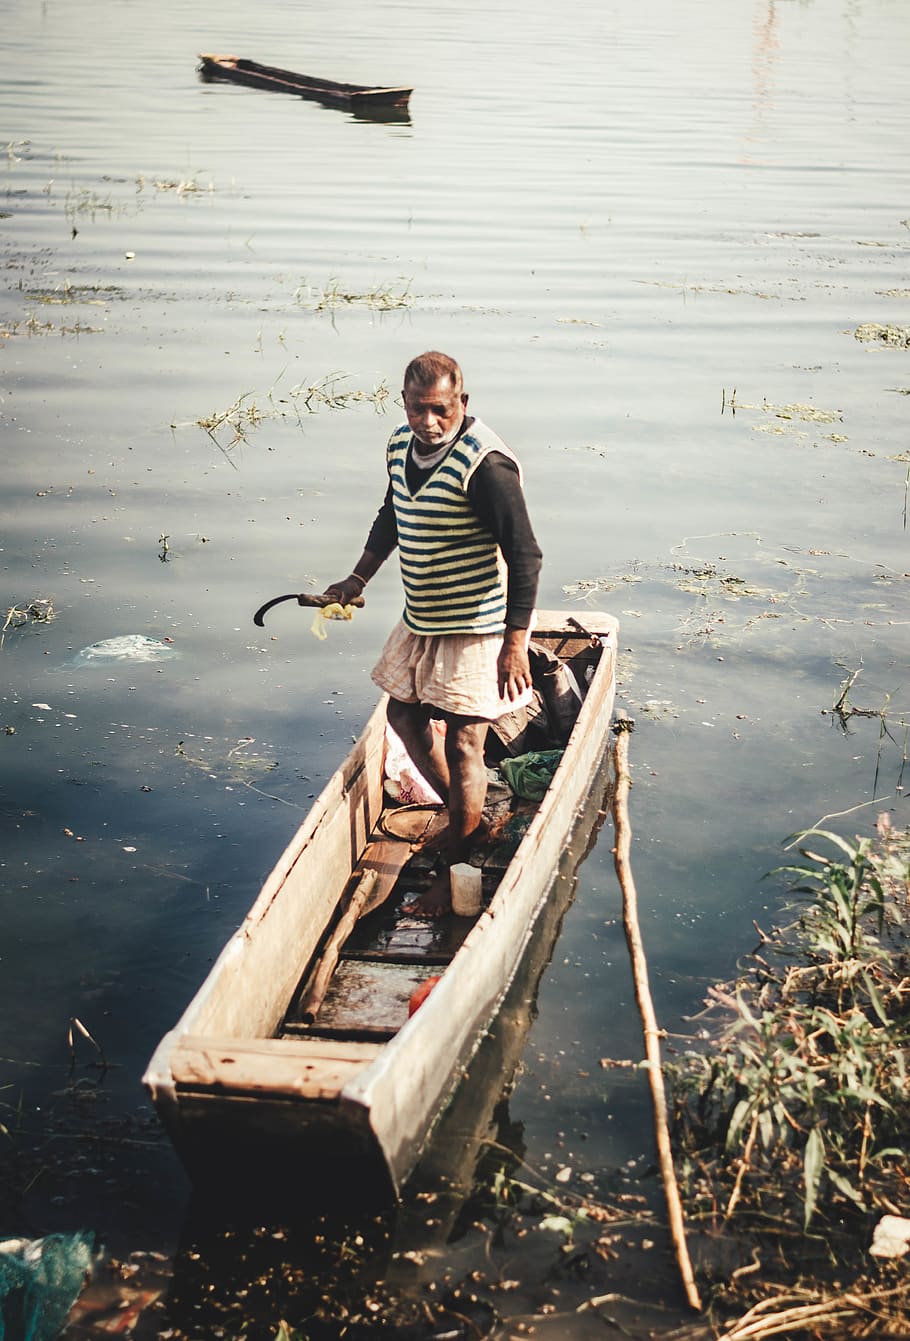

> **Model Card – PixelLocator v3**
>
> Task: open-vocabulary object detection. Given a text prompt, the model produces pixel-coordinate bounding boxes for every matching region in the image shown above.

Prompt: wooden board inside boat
[286,960,443,1036]
[170,1035,380,1100]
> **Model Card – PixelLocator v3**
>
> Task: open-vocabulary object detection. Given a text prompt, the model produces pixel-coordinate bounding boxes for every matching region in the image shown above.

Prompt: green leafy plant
[671,819,910,1238]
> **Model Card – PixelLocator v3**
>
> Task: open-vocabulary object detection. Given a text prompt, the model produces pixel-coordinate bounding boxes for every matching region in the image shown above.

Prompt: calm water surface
[2,0,909,1330]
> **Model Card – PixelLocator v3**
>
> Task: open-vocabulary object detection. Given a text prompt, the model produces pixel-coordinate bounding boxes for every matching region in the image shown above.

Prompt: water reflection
[740,0,780,167]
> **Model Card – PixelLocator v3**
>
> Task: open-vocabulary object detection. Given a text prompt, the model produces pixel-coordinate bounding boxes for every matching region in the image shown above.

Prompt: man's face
[402,376,468,449]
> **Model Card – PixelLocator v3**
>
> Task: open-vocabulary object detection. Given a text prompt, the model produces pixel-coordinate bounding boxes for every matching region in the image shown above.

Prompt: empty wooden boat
[143,611,618,1198]
[197,55,412,110]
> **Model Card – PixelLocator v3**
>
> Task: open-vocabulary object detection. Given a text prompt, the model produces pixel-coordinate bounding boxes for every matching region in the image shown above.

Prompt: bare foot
[402,870,450,919]
[418,815,450,855]
[422,814,497,859]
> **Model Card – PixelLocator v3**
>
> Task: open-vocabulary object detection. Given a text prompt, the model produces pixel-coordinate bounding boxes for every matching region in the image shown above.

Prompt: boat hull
[197,54,412,109]
[144,612,617,1198]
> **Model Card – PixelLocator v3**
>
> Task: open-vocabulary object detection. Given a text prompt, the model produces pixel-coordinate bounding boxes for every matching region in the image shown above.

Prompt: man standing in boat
[322,351,541,915]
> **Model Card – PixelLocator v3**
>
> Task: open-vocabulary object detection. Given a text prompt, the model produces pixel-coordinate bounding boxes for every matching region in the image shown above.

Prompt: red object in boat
[408,976,441,1016]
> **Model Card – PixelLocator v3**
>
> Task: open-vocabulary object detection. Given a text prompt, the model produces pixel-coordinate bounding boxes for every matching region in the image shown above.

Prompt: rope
[377,802,445,842]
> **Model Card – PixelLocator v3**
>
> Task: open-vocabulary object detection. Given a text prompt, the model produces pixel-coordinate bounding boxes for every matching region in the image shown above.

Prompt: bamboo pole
[610,716,703,1312]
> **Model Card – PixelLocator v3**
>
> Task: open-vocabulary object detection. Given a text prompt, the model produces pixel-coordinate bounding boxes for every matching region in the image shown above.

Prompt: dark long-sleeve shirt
[365,440,542,630]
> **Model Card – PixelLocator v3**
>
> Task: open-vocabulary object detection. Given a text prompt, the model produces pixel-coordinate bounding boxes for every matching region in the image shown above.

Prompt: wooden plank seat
[170,1034,381,1101]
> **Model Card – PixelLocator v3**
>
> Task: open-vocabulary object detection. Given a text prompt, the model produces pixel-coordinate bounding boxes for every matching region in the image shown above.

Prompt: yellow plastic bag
[310,603,355,641]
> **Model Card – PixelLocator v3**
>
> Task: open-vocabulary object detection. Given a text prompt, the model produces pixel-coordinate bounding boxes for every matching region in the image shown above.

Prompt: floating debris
[174,372,390,459]
[760,402,842,424]
[295,277,414,312]
[1,598,55,645]
[870,1215,910,1260]
[736,400,844,435]
[562,572,642,599]
[68,635,178,666]
[854,322,910,348]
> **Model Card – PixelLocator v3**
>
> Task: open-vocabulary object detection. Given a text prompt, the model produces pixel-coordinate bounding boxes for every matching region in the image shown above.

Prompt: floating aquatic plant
[175,373,390,461]
[854,322,910,349]
[294,277,414,312]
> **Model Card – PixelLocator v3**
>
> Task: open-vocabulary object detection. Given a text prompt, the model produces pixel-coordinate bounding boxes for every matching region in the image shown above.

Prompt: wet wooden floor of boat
[280,797,537,1043]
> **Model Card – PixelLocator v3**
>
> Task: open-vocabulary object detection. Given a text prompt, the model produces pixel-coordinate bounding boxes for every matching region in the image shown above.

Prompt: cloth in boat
[500,748,564,801]
[371,619,535,721]
[365,417,541,635]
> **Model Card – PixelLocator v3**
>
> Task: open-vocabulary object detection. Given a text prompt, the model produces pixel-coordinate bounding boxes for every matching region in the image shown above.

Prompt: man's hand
[320,551,382,607]
[321,575,366,607]
[498,627,532,701]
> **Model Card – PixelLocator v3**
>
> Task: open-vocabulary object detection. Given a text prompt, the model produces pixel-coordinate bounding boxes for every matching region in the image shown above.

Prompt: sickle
[253,592,365,627]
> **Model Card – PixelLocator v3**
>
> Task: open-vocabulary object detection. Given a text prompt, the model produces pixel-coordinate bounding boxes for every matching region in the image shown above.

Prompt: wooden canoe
[197,54,412,110]
[143,611,618,1198]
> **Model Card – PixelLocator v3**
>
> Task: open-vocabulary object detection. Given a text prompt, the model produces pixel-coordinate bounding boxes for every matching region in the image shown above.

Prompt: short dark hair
[403,351,463,393]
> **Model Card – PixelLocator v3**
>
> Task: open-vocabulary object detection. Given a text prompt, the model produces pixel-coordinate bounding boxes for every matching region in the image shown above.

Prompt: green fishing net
[0,1233,93,1341]
[499,749,564,801]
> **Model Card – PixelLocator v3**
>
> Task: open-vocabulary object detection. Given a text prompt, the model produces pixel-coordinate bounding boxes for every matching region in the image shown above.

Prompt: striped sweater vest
[388,420,522,636]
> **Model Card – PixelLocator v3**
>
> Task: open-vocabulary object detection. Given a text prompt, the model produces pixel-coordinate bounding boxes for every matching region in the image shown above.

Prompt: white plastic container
[449,862,483,917]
